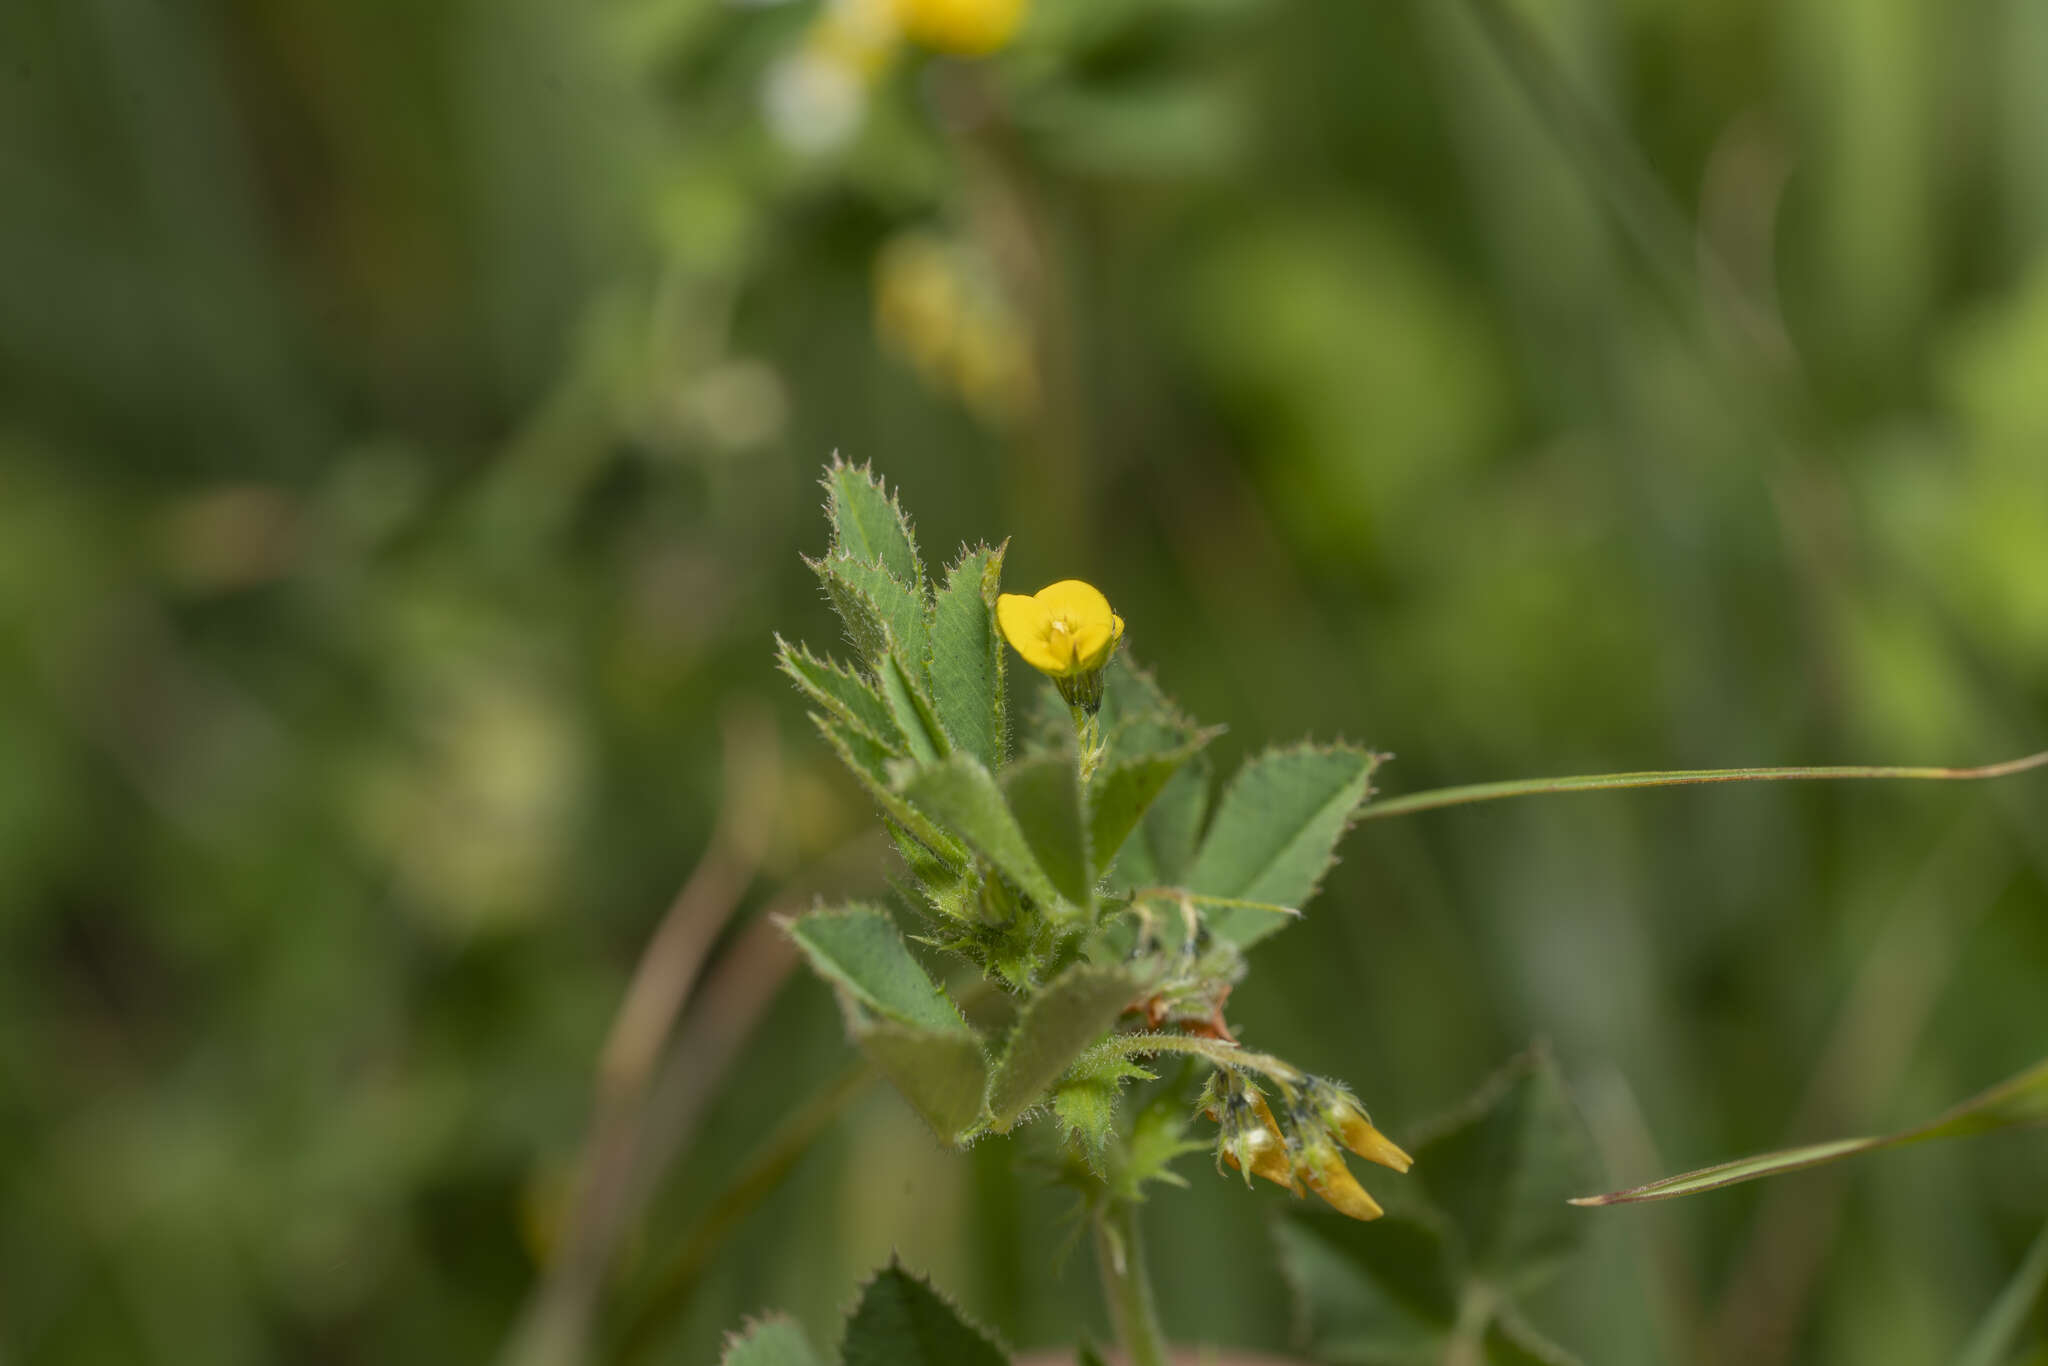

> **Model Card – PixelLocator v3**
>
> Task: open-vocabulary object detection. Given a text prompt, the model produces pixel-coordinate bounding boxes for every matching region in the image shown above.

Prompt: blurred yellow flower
[893,0,1026,56]
[997,579,1124,702]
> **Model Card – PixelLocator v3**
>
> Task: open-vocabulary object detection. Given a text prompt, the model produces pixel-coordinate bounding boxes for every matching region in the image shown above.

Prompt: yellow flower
[892,0,1027,56]
[996,579,1124,710]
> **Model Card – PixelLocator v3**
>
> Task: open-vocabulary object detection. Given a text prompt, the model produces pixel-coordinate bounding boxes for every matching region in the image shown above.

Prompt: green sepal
[840,1262,1008,1366]
[928,542,1008,771]
[986,964,1142,1131]
[1182,742,1380,947]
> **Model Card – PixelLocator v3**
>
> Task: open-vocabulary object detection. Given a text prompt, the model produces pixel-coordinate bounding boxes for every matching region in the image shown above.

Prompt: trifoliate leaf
[986,964,1143,1131]
[928,542,1008,771]
[824,456,924,590]
[721,1315,824,1366]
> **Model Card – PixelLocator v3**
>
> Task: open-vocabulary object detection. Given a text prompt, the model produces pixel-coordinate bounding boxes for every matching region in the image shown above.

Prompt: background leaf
[1414,1046,1594,1294]
[721,1315,825,1366]
[841,1263,1009,1366]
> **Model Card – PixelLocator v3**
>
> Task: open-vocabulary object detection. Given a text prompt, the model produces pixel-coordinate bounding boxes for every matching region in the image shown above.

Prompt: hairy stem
[1094,1199,1170,1366]
[1358,751,2048,823]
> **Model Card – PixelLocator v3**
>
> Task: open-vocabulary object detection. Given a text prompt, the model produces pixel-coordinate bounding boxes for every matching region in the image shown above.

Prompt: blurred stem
[610,1063,875,1366]
[1956,1218,2048,1366]
[1357,751,2048,822]
[1093,1199,1169,1366]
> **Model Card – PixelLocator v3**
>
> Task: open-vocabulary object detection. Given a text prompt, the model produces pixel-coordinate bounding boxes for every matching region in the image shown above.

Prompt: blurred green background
[4,0,2047,1362]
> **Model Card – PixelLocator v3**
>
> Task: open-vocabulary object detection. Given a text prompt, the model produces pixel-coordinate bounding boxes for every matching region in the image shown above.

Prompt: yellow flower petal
[997,579,1121,679]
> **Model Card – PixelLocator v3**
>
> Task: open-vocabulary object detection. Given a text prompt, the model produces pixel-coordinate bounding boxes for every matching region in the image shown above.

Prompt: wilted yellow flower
[1299,1140,1386,1222]
[1306,1076,1413,1174]
[996,579,1124,710]
[893,0,1026,56]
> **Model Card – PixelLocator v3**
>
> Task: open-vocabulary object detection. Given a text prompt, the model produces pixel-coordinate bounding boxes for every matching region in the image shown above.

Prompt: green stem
[1357,751,2048,823]
[1093,1199,1170,1366]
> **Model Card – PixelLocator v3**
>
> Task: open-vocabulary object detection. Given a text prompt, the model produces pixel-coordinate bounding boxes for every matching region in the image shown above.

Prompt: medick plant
[721,459,2048,1366]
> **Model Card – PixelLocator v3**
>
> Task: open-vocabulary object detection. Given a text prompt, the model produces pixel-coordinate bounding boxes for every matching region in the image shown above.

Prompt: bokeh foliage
[3,0,2047,1363]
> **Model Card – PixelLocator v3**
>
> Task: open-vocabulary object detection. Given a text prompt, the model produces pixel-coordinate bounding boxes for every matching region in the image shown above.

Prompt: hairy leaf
[815,714,966,866]
[825,457,923,589]
[1183,743,1379,946]
[1052,1052,1155,1156]
[841,1264,1008,1366]
[778,636,902,751]
[816,555,929,672]
[896,755,1064,910]
[1004,753,1093,909]
[880,648,951,762]
[1574,1054,2048,1206]
[928,543,1007,770]
[859,1023,989,1141]
[788,906,970,1035]
[722,1315,824,1366]
[986,964,1142,1130]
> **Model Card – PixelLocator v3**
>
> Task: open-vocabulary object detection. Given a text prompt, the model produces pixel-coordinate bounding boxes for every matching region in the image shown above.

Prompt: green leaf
[880,648,950,762]
[1573,1054,2048,1206]
[859,1023,990,1140]
[1182,743,1380,947]
[986,964,1142,1130]
[1003,754,1093,909]
[1414,1046,1594,1295]
[928,542,1007,770]
[778,636,903,751]
[814,713,967,866]
[825,457,924,591]
[1051,1051,1155,1156]
[814,555,930,672]
[841,1263,1008,1366]
[788,906,970,1035]
[1104,751,1212,893]
[1274,1203,1462,1363]
[895,755,1064,910]
[1087,733,1216,883]
[722,1315,824,1366]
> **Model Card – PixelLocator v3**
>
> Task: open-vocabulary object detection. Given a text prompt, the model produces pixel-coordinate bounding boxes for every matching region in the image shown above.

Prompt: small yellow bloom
[892,0,1027,56]
[996,579,1125,711]
[1300,1141,1386,1222]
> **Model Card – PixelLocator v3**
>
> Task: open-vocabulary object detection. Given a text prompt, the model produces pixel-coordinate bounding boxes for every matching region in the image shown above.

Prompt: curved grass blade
[1956,1217,2048,1366]
[1573,1056,2048,1206]
[1360,751,2048,823]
